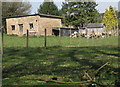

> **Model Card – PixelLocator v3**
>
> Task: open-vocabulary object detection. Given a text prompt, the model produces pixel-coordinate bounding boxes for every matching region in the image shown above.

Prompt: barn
[86,23,106,35]
[6,14,62,36]
[52,27,79,36]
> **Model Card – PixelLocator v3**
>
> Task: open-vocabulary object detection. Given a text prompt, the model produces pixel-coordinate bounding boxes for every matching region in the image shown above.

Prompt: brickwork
[6,14,62,36]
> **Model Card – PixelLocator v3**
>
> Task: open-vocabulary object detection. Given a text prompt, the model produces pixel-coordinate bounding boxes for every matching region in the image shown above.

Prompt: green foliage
[61,1,101,28]
[2,2,32,33]
[109,6,118,29]
[2,2,31,17]
[37,0,60,16]
[118,19,120,29]
[102,9,110,31]
[102,5,118,31]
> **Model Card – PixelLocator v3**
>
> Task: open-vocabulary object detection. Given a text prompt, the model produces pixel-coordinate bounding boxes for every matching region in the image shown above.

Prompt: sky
[29,0,119,14]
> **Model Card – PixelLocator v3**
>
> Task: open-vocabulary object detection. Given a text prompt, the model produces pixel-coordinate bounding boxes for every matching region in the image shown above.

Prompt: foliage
[37,0,60,16]
[2,1,32,33]
[2,2,31,17]
[102,9,110,31]
[118,10,120,29]
[118,19,120,29]
[61,1,101,28]
[102,6,118,31]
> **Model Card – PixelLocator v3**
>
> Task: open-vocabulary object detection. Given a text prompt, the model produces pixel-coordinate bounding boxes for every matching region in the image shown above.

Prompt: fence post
[70,28,71,37]
[45,29,46,49]
[59,28,61,37]
[26,29,29,48]
[59,28,61,46]
[70,27,71,45]
[1,27,3,56]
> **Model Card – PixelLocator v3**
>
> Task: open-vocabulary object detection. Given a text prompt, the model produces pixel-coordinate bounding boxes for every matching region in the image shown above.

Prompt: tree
[102,9,110,31]
[61,1,100,28]
[102,6,118,31]
[2,2,31,18]
[118,11,120,29]
[2,1,32,33]
[109,6,118,30]
[37,0,60,16]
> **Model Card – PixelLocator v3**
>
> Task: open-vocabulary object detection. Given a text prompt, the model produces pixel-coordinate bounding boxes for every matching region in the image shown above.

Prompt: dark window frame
[29,23,34,29]
[11,25,15,30]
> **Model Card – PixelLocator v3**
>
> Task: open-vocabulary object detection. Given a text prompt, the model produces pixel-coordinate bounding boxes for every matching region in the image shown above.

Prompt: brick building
[6,14,62,36]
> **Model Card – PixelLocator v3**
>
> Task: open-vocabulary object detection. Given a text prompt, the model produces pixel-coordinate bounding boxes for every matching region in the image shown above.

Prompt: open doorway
[52,29,59,36]
[19,24,23,34]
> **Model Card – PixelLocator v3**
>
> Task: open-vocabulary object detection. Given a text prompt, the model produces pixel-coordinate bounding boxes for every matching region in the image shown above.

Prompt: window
[11,25,15,30]
[19,24,23,33]
[29,23,33,29]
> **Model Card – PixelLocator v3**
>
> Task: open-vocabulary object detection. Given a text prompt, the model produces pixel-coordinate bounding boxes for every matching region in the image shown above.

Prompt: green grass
[2,34,119,86]
[3,34,118,47]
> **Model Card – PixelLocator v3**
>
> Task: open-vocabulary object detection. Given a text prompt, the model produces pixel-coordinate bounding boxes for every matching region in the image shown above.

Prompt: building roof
[52,27,78,30]
[5,14,62,19]
[87,23,104,28]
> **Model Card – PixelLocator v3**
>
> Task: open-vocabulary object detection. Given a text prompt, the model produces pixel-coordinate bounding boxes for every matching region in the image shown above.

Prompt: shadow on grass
[2,46,119,85]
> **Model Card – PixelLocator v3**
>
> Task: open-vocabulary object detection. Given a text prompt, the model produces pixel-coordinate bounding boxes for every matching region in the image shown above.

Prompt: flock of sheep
[70,31,117,39]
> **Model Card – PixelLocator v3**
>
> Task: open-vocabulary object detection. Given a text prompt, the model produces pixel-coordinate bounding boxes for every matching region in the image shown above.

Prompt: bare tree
[2,1,32,33]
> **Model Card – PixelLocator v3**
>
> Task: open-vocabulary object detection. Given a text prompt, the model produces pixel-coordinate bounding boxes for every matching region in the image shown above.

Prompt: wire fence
[3,34,118,48]
[1,29,118,49]
[2,29,119,86]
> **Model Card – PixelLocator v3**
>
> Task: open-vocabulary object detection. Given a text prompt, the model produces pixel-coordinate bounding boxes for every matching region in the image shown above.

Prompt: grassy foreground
[2,34,119,86]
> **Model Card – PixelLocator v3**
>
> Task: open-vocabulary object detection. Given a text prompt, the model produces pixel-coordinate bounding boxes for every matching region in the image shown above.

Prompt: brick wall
[39,17,62,35]
[6,15,62,36]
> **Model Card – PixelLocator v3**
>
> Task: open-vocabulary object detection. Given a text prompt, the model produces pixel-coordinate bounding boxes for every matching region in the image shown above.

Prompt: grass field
[2,34,119,86]
[3,34,118,47]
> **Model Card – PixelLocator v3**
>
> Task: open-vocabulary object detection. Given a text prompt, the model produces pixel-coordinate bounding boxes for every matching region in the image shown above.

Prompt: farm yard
[2,34,119,86]
[1,0,120,86]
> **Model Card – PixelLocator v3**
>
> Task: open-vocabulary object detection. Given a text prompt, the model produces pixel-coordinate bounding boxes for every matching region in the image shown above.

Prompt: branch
[90,62,109,77]
[84,71,92,81]
[46,80,90,84]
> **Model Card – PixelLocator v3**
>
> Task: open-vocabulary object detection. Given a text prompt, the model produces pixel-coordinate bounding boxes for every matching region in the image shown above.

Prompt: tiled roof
[5,14,62,19]
[87,23,104,28]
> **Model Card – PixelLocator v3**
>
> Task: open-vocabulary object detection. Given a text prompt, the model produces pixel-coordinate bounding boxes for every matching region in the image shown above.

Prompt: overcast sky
[30,0,119,14]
